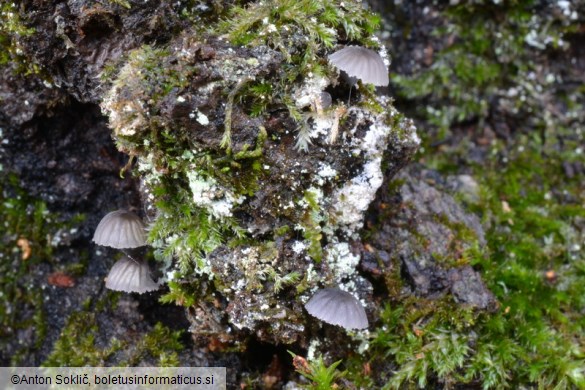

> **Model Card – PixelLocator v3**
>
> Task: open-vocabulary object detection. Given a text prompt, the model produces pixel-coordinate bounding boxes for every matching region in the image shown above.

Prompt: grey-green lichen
[100,0,418,344]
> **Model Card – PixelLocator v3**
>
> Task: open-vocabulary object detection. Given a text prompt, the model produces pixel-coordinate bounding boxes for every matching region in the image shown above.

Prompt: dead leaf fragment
[16,237,32,260]
[47,272,76,288]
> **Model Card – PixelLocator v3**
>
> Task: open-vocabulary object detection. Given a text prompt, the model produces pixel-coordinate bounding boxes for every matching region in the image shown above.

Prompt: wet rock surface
[364,165,497,311]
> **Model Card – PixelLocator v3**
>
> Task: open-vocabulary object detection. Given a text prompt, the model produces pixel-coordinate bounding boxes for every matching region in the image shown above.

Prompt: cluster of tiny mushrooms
[92,46,389,331]
[92,210,159,294]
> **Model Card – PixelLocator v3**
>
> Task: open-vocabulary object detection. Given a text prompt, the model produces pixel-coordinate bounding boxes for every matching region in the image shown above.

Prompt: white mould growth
[317,164,337,178]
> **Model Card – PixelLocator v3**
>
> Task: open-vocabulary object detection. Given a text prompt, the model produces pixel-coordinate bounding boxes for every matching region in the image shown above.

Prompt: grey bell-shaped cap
[328,46,389,87]
[305,287,368,330]
[92,210,147,249]
[105,256,159,294]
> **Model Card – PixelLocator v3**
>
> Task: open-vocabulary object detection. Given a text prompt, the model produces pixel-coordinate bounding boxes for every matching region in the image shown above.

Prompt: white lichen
[291,240,307,254]
[326,241,361,282]
[186,171,245,219]
[195,110,209,125]
[330,157,383,237]
[293,74,330,109]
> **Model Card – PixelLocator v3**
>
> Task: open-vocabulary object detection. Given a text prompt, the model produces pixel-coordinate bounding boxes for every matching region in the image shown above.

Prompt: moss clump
[43,310,123,367]
[125,322,184,367]
[0,175,84,364]
[290,352,346,390]
[44,296,185,367]
[106,0,131,9]
[0,2,39,74]
[316,0,585,385]
[391,1,578,137]
[222,0,380,61]
[299,188,326,263]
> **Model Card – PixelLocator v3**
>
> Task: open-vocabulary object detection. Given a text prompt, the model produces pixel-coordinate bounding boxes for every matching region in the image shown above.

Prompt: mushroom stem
[120,247,145,263]
[347,85,353,106]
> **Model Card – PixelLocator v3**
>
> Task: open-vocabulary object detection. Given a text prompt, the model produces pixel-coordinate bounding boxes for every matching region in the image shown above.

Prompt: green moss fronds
[44,305,184,367]
[0,175,84,364]
[299,188,327,263]
[222,0,380,61]
[289,352,346,390]
[348,126,585,389]
[0,2,39,74]
[106,0,131,9]
[219,0,382,146]
[102,45,193,142]
[391,1,577,136]
[148,182,245,276]
[126,322,184,366]
[43,311,122,367]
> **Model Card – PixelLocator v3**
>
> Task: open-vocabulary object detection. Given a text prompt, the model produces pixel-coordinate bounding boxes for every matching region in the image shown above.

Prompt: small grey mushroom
[305,287,368,330]
[92,210,147,249]
[105,256,159,294]
[328,46,389,87]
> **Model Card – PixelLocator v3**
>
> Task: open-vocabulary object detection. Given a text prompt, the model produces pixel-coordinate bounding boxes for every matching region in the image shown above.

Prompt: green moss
[331,2,585,384]
[125,322,184,367]
[270,270,301,293]
[221,0,380,63]
[104,45,195,149]
[101,1,410,349]
[0,175,84,364]
[0,2,40,74]
[289,352,346,390]
[347,97,585,390]
[299,188,326,263]
[106,0,131,9]
[103,40,277,307]
[43,310,123,367]
[391,1,576,137]
[43,288,185,367]
[149,183,244,275]
[218,0,383,148]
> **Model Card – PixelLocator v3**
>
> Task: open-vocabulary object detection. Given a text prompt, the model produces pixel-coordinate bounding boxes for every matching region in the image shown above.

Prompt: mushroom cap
[105,256,159,294]
[305,287,369,330]
[92,210,147,249]
[328,46,389,87]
